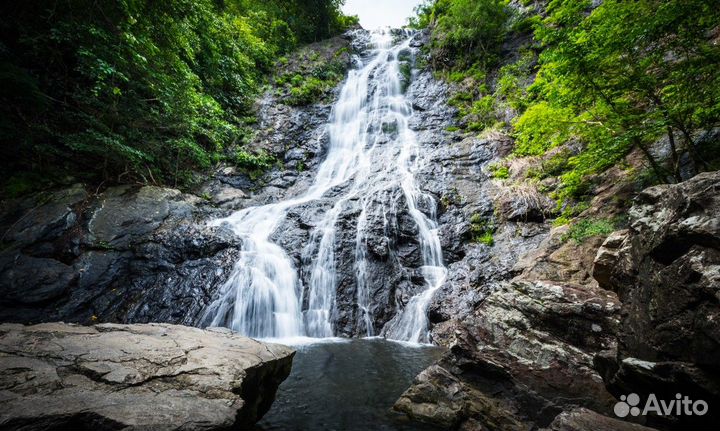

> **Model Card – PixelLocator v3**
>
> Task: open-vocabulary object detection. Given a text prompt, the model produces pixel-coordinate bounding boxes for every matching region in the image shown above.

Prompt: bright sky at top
[341,0,425,29]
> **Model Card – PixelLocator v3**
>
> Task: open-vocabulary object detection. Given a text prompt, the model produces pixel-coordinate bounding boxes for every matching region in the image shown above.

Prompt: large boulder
[592,170,720,430]
[0,322,294,430]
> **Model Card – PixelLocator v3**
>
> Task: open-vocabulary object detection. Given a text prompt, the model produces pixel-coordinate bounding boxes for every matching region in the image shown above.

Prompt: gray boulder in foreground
[0,322,294,430]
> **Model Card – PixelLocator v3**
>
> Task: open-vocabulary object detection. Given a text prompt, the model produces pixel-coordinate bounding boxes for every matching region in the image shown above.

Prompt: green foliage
[336,14,360,31]
[0,0,354,193]
[432,1,536,132]
[423,0,511,69]
[553,201,590,226]
[278,53,348,106]
[527,0,720,184]
[2,173,53,198]
[466,96,498,131]
[469,214,495,246]
[526,149,572,179]
[287,77,328,105]
[513,102,573,156]
[416,0,719,223]
[399,62,413,93]
[495,49,536,111]
[95,240,114,250]
[230,0,356,43]
[510,13,541,34]
[234,149,276,180]
[477,231,495,246]
[235,150,275,171]
[407,1,439,29]
[488,163,510,180]
[562,218,615,244]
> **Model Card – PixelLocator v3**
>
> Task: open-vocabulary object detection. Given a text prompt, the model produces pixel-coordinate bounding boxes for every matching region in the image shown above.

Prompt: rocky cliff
[594,171,720,430]
[396,171,720,430]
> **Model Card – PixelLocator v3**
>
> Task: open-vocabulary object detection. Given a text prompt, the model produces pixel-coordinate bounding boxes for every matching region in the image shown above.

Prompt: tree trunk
[635,138,670,183]
[666,127,682,182]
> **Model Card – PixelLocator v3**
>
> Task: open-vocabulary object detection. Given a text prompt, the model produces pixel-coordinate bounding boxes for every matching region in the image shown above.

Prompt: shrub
[430,0,511,69]
[562,218,615,244]
[513,102,573,156]
[469,213,496,246]
[235,150,275,171]
[287,77,327,105]
[488,163,510,179]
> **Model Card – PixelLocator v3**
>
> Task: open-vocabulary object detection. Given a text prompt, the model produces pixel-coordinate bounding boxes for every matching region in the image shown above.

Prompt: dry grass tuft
[494,181,555,222]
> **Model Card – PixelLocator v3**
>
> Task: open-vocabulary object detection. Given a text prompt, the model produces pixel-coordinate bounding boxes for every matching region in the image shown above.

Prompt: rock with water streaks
[0,322,294,430]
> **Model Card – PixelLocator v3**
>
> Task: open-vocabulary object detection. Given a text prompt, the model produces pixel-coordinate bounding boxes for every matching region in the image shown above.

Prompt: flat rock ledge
[0,322,294,430]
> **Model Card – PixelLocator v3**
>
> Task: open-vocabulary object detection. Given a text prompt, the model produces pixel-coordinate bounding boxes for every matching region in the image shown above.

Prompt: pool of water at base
[255,337,444,431]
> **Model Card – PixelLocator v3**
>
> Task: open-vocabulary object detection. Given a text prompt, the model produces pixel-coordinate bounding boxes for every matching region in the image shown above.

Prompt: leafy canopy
[0,0,355,193]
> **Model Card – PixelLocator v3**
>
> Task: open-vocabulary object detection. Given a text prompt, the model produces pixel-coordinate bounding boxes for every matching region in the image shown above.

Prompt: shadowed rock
[0,185,241,326]
[396,280,621,430]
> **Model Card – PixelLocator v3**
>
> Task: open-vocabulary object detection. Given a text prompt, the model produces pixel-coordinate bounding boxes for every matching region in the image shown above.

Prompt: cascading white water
[202,30,447,344]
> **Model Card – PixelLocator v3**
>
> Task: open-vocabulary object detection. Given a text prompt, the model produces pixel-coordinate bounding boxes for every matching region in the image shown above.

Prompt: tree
[528,0,720,183]
[429,0,510,69]
[0,0,354,193]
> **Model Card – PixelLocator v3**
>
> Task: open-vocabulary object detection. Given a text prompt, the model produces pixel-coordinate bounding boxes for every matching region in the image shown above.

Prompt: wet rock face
[408,66,554,334]
[593,171,720,430]
[0,185,240,325]
[0,322,294,430]
[198,35,355,214]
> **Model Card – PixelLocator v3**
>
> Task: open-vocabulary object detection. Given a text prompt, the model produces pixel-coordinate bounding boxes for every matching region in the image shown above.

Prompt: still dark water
[256,338,444,431]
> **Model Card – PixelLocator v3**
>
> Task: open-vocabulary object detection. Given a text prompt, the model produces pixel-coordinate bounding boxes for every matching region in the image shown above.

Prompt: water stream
[202,30,446,344]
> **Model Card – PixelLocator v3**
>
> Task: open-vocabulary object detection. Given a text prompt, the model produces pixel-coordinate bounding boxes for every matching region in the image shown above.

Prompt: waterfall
[202,30,447,344]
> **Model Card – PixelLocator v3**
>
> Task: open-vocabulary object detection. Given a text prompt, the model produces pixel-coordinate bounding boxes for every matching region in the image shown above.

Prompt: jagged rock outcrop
[396,280,621,430]
[593,170,720,430]
[0,185,240,325]
[397,170,720,431]
[0,322,294,430]
[394,134,673,430]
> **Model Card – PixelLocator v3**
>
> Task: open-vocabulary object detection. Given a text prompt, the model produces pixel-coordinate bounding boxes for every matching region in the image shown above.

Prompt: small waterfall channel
[202,30,447,345]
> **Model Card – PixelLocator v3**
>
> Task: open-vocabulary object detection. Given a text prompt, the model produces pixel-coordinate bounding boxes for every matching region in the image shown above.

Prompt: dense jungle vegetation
[411,0,720,219]
[0,0,357,195]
